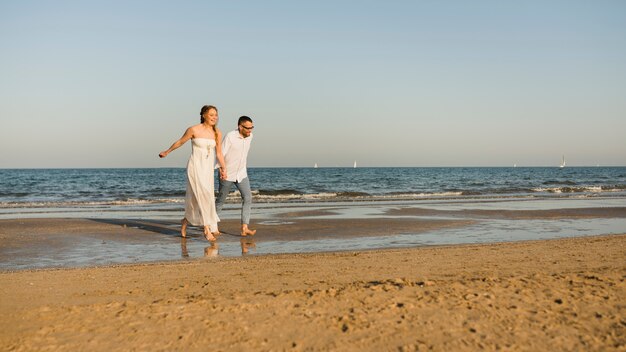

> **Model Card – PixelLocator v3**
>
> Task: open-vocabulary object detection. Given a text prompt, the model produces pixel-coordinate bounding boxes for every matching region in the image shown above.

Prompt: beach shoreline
[1,203,626,270]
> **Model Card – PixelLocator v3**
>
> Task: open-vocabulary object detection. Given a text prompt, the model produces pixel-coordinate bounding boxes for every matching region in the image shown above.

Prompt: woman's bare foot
[181,218,188,238]
[203,226,217,242]
[241,224,256,237]
[203,232,216,242]
[212,229,221,236]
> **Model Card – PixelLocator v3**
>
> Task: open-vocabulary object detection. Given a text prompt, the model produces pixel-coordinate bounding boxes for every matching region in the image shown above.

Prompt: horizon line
[1,165,625,170]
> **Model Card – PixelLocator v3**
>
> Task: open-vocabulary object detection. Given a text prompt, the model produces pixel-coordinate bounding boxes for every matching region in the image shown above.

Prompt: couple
[159,105,256,241]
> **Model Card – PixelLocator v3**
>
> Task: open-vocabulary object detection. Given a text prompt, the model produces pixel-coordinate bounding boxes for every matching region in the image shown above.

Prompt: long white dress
[185,138,219,232]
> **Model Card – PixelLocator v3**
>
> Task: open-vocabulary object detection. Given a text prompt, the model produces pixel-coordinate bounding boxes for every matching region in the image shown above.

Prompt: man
[215,116,257,236]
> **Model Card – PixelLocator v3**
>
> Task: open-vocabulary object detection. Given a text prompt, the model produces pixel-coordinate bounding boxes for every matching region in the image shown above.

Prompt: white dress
[185,138,219,232]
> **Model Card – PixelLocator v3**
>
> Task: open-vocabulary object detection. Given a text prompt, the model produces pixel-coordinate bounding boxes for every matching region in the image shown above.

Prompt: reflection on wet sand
[181,239,220,258]
[180,238,189,258]
[204,243,219,257]
[180,238,254,258]
[240,238,256,255]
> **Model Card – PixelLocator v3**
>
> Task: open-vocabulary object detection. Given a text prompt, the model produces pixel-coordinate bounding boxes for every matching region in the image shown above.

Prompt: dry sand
[1,233,624,351]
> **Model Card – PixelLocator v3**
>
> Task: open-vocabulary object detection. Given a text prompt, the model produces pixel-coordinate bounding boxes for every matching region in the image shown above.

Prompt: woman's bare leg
[181,218,188,238]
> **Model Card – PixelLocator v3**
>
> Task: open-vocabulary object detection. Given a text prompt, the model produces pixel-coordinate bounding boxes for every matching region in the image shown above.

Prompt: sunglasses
[240,125,254,130]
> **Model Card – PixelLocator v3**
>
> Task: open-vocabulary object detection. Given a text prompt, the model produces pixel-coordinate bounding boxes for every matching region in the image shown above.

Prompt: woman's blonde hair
[200,105,218,138]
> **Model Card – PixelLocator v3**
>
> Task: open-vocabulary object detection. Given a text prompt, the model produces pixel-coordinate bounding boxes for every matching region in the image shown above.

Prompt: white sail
[560,155,565,168]
[314,163,318,168]
[353,161,357,168]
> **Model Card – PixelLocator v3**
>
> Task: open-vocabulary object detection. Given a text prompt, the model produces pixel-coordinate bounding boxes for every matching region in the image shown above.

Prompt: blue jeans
[215,177,252,225]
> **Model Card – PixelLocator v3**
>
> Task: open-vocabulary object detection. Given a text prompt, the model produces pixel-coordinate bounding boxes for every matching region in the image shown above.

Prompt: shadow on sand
[89,218,183,237]
[88,218,248,240]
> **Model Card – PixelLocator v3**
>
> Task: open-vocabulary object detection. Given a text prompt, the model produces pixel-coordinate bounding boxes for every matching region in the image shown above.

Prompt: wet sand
[386,206,626,219]
[0,234,624,351]
[0,216,475,270]
[0,216,473,242]
[3,204,626,270]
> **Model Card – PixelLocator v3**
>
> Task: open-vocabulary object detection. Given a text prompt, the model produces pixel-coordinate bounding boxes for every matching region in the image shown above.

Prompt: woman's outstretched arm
[159,127,193,158]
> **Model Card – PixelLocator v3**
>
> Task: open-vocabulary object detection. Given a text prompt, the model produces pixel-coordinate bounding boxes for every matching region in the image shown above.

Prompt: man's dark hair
[238,116,253,125]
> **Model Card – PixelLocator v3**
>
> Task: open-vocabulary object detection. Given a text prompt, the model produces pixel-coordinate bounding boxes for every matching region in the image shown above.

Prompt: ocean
[1,167,625,211]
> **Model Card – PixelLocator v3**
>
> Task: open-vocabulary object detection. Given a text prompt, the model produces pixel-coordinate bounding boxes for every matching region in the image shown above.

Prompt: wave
[0,198,185,209]
[542,180,578,185]
[2,184,625,208]
[254,192,338,201]
[532,185,626,193]
[257,189,304,196]
[254,191,466,201]
[336,191,371,197]
[0,192,31,197]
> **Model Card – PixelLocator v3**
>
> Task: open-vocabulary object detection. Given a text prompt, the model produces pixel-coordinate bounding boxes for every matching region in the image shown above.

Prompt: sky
[1,0,625,168]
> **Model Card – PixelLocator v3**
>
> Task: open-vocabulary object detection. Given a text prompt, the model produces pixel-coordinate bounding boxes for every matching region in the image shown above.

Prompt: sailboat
[559,155,566,168]
[353,161,357,168]
[314,163,318,169]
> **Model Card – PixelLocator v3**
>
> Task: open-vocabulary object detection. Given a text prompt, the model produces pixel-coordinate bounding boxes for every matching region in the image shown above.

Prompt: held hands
[219,168,227,180]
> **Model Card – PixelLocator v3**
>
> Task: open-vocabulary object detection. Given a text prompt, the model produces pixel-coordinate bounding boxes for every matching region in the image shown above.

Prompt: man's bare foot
[241,225,256,237]
[181,218,188,238]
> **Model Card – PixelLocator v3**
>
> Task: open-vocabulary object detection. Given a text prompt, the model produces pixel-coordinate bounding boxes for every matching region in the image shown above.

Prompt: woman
[159,105,227,241]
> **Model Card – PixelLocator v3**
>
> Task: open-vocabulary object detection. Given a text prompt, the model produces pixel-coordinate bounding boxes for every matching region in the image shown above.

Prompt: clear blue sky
[1,0,625,168]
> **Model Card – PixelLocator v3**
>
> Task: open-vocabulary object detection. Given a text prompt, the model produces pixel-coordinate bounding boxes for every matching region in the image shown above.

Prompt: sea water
[1,167,625,212]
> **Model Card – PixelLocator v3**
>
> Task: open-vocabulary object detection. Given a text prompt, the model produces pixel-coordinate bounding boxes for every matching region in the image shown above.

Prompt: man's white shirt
[218,130,253,182]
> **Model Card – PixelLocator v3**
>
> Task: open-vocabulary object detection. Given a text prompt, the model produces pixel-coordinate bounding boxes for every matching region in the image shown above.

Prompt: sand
[386,206,626,219]
[1,233,624,351]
